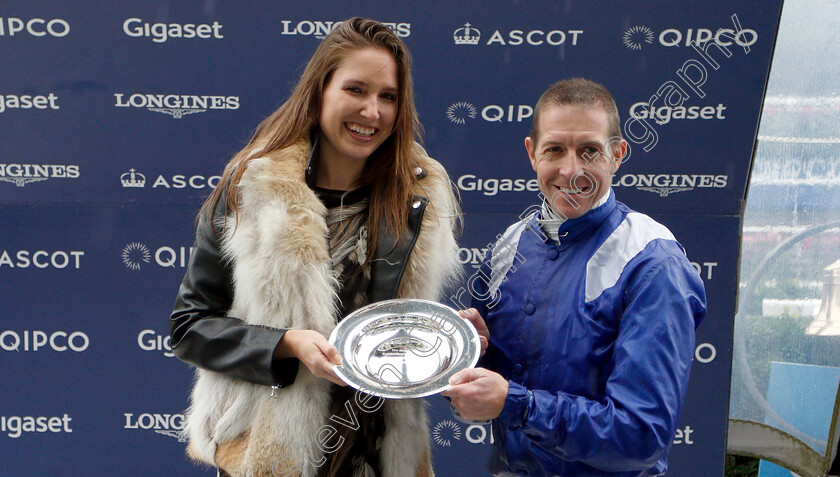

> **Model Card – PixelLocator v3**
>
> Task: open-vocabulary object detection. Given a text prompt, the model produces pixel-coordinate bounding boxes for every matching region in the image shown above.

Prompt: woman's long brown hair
[201,17,423,260]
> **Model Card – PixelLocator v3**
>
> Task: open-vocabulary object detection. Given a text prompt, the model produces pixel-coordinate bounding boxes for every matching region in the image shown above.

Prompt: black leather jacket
[169,140,429,388]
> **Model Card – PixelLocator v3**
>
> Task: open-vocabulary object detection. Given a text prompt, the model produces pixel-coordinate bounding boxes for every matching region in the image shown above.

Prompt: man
[442,78,706,476]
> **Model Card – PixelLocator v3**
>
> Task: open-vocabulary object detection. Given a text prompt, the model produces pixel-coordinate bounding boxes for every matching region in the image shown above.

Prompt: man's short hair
[530,78,622,145]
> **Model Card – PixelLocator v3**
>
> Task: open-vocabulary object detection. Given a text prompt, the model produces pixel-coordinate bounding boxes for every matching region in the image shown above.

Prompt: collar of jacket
[535,188,617,245]
[303,132,430,303]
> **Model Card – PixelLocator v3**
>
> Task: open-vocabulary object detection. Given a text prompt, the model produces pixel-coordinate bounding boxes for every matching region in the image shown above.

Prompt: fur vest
[183,139,461,477]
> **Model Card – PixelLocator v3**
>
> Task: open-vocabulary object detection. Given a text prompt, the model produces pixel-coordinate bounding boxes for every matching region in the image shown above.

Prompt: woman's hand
[459,308,489,356]
[275,330,347,386]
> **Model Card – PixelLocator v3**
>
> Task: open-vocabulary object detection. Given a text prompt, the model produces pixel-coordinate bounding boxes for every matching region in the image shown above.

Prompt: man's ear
[525,136,537,172]
[609,139,627,175]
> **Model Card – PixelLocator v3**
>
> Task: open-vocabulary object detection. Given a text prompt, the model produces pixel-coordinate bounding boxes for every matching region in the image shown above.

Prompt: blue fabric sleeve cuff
[498,381,532,428]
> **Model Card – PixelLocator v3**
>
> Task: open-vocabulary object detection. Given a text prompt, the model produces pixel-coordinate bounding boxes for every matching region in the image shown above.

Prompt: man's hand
[459,308,489,356]
[275,330,347,386]
[441,367,508,421]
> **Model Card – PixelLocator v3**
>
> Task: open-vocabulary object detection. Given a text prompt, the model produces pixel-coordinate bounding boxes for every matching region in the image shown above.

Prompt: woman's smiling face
[317,47,399,168]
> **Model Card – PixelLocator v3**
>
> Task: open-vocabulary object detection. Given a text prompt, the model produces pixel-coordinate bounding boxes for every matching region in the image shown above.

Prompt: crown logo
[453,23,481,45]
[121,169,146,188]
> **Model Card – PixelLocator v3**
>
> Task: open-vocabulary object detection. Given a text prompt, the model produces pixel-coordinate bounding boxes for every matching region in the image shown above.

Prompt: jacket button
[513,364,523,376]
[412,200,422,209]
[548,249,559,260]
[524,303,535,315]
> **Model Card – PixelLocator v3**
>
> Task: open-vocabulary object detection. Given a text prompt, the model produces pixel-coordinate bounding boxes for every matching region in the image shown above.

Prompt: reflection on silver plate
[329,299,480,399]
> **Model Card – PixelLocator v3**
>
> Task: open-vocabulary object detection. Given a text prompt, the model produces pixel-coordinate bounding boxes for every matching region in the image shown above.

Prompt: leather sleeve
[169,192,299,387]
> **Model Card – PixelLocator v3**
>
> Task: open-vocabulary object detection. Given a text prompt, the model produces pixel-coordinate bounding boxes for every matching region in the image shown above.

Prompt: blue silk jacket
[472,191,706,476]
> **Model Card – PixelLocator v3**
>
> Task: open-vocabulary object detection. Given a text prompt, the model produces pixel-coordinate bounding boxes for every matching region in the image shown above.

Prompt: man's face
[525,105,624,220]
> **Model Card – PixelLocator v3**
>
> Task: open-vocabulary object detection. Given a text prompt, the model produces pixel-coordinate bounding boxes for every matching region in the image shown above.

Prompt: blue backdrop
[0,1,782,475]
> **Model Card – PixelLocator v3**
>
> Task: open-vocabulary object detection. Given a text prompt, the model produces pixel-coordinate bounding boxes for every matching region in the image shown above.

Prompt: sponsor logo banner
[0,17,69,37]
[623,25,655,50]
[432,419,493,447]
[674,425,696,445]
[280,20,410,38]
[432,419,463,447]
[0,164,79,187]
[0,415,73,438]
[0,250,84,269]
[429,418,695,447]
[0,94,59,113]
[459,247,488,269]
[121,169,146,188]
[622,23,758,50]
[610,174,728,197]
[113,93,239,119]
[456,174,539,196]
[629,101,727,125]
[137,329,173,357]
[622,14,757,153]
[122,18,223,43]
[120,169,221,189]
[121,243,192,270]
[0,330,89,352]
[453,22,583,46]
[123,412,185,441]
[447,102,533,124]
[691,262,718,280]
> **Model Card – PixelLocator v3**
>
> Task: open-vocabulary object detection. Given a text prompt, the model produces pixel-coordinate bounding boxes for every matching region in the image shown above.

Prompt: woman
[169,17,461,477]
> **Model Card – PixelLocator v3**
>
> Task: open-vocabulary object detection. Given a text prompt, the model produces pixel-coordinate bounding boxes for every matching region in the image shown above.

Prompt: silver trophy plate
[329,298,480,399]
